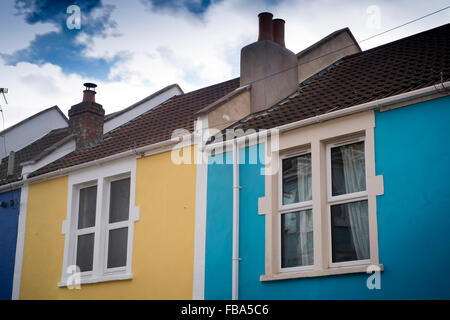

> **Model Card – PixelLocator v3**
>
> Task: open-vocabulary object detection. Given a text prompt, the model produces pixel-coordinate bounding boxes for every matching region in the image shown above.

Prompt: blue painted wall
[205,151,233,299]
[0,188,20,300]
[204,95,450,299]
[374,95,450,299]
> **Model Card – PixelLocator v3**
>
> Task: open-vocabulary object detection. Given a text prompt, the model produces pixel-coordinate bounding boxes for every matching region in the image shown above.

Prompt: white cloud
[1,0,449,129]
[0,56,185,128]
[0,59,81,128]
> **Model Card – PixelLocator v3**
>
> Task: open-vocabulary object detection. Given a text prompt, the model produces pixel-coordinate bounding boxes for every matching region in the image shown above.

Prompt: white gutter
[203,81,450,151]
[0,180,23,193]
[0,136,186,192]
[232,139,240,300]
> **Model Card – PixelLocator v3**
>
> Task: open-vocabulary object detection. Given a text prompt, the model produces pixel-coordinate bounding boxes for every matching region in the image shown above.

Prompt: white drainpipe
[232,139,240,300]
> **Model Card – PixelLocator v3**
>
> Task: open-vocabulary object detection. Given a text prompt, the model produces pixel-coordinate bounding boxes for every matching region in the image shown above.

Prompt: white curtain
[341,144,370,260]
[298,210,313,265]
[296,155,312,203]
[296,155,313,266]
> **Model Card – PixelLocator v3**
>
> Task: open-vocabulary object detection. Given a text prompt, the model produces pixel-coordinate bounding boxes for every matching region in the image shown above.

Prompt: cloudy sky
[0,0,449,128]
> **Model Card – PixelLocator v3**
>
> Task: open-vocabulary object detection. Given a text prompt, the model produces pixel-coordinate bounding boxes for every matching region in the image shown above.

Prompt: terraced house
[3,13,450,299]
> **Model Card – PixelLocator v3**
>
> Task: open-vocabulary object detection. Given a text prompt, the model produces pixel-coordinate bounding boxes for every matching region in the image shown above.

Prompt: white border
[11,184,28,300]
[278,149,314,272]
[325,136,371,268]
[58,156,139,287]
[192,115,208,300]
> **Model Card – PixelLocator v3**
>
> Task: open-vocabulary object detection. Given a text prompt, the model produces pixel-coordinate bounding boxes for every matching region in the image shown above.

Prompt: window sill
[260,264,383,282]
[57,273,133,287]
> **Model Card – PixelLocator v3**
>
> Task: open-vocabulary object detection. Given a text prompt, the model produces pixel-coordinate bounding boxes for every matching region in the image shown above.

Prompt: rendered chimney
[273,19,286,47]
[68,83,105,149]
[240,13,298,113]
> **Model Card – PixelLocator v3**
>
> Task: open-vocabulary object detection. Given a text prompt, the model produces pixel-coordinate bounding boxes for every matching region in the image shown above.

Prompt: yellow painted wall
[20,146,197,299]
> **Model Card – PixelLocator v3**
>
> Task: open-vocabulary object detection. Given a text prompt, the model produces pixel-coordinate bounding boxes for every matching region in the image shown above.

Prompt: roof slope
[28,23,450,178]
[0,127,71,186]
[30,78,240,177]
[228,23,450,133]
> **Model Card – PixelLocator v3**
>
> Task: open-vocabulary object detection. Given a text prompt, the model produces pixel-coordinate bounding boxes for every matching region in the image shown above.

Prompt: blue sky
[2,0,118,79]
[0,0,449,128]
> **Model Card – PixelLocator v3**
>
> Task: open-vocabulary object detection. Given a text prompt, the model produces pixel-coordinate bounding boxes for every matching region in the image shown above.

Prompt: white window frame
[278,147,314,273]
[72,179,98,278]
[102,173,133,276]
[58,157,139,287]
[326,136,371,268]
[259,111,383,282]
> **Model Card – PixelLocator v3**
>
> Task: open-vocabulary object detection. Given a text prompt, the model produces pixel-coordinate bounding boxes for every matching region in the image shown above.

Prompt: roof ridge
[297,27,361,57]
[343,21,450,61]
[104,83,183,121]
[180,77,240,97]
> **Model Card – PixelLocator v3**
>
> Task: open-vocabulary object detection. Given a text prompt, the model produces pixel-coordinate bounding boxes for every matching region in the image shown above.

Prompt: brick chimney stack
[68,83,105,149]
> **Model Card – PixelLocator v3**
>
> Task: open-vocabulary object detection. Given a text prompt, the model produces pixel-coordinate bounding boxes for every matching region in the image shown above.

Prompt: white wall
[0,107,68,159]
[103,86,182,133]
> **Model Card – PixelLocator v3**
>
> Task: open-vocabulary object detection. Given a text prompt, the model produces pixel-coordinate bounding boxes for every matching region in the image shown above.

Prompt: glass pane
[109,178,131,223]
[107,227,128,268]
[331,141,366,196]
[331,200,370,263]
[77,185,97,229]
[76,233,94,272]
[282,153,312,205]
[281,209,313,268]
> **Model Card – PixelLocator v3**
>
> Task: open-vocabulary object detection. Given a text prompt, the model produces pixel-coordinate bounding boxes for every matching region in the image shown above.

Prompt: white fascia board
[203,81,450,151]
[103,86,182,133]
[24,136,186,186]
[21,139,76,178]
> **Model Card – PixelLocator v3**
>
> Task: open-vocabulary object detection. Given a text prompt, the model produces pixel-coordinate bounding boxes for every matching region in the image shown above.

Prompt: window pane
[331,200,370,263]
[282,153,312,205]
[331,141,366,196]
[77,185,97,229]
[281,209,313,268]
[109,178,131,223]
[107,227,128,268]
[76,233,94,272]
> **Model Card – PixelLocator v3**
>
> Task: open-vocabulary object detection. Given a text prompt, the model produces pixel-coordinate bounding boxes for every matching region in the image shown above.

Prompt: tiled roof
[28,23,450,178]
[0,127,71,186]
[226,23,450,133]
[29,78,240,177]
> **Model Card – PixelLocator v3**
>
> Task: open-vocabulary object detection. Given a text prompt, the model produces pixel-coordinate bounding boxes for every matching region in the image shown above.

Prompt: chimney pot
[83,82,97,102]
[69,83,105,149]
[258,12,273,41]
[273,19,286,47]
